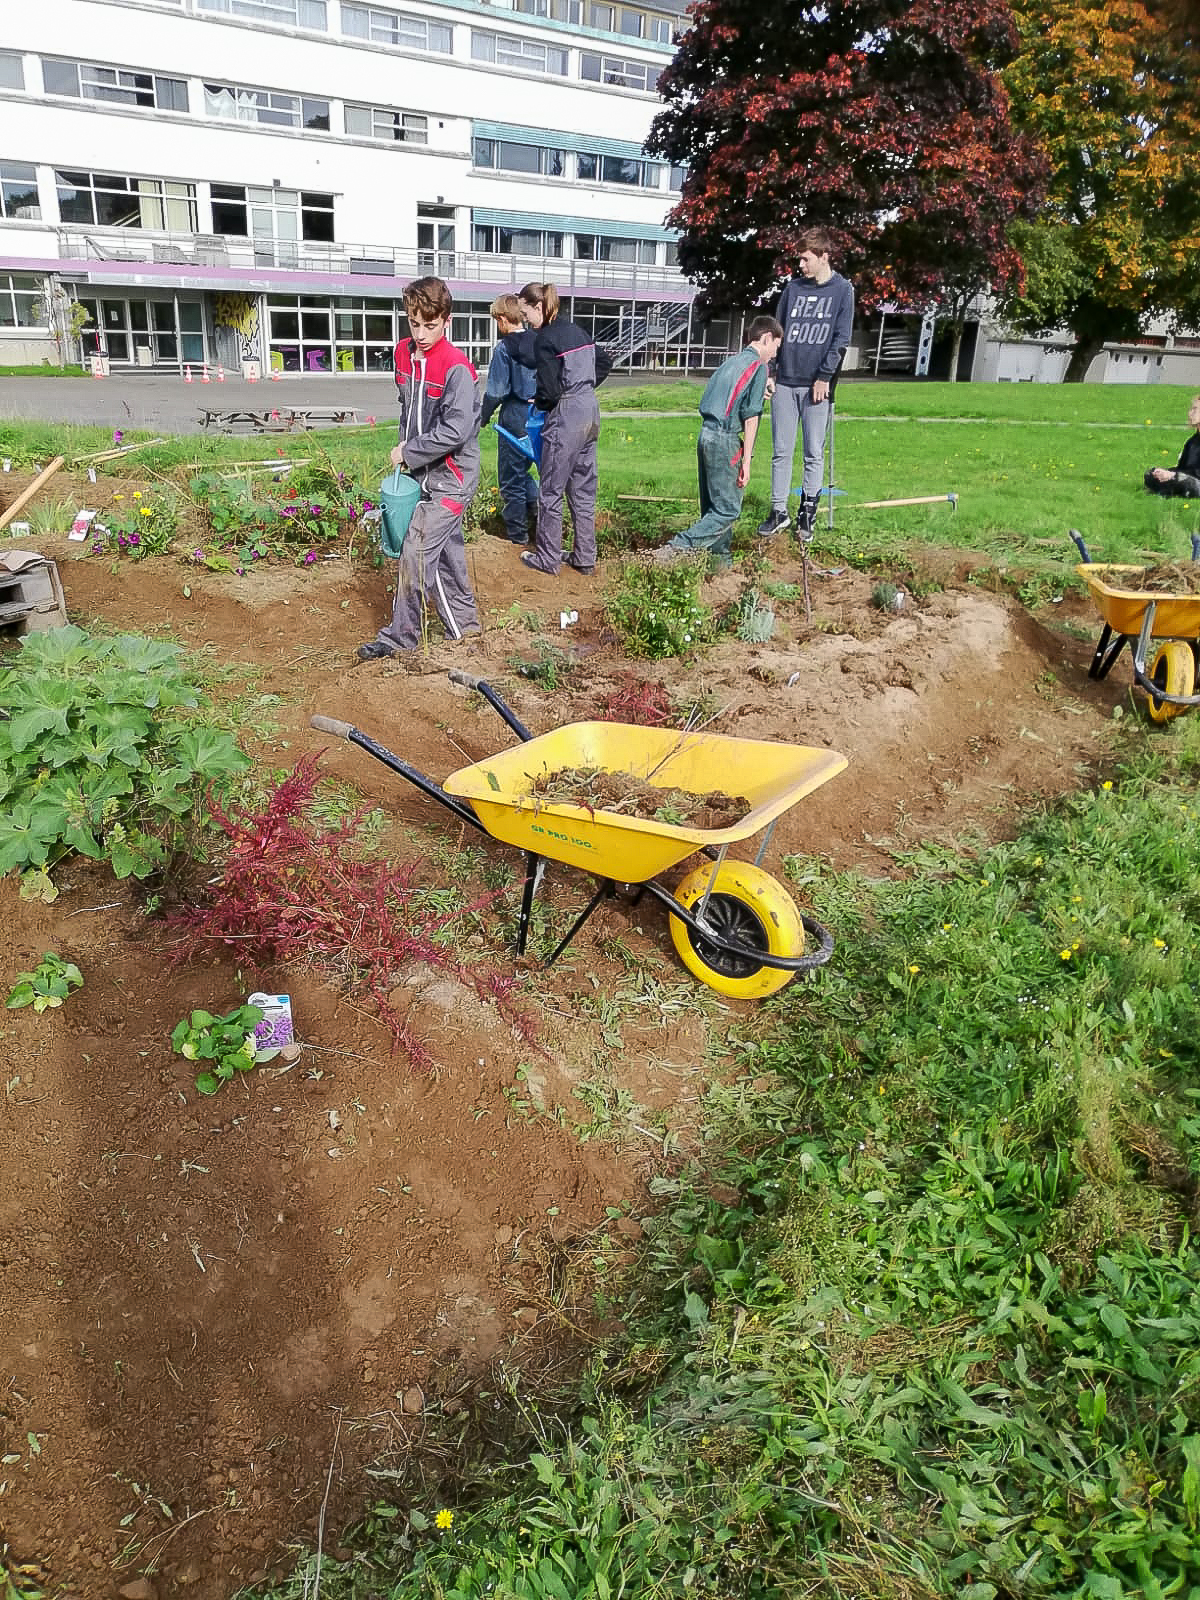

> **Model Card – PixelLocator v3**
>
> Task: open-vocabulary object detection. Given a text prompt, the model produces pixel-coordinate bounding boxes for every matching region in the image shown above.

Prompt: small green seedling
[171,1004,264,1097]
[6,952,83,1013]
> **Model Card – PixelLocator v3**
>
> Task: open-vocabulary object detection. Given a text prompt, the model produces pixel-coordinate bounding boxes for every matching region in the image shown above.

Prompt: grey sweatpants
[376,496,478,651]
[769,383,830,510]
[530,389,600,571]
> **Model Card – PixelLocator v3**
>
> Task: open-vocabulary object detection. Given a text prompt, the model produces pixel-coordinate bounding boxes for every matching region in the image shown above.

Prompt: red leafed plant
[167,755,532,1067]
[596,675,677,728]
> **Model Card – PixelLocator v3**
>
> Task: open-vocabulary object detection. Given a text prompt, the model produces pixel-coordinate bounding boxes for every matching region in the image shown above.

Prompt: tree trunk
[948,317,965,383]
[1064,335,1104,383]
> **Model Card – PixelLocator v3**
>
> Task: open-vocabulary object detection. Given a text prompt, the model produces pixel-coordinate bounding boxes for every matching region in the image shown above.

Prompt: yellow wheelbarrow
[312,673,847,999]
[1072,529,1200,722]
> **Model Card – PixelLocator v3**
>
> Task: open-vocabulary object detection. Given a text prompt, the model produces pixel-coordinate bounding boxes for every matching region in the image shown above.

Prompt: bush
[603,555,714,659]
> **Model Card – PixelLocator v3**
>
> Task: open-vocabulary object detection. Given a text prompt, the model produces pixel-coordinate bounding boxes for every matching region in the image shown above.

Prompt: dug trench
[0,509,1128,1595]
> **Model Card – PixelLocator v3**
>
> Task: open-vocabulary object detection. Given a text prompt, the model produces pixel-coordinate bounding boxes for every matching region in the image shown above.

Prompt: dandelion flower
[907,964,920,974]
[140,507,152,517]
[1153,938,1167,949]
[1101,781,1112,791]
[435,1510,454,1530]
[1060,949,1071,960]
[132,490,142,499]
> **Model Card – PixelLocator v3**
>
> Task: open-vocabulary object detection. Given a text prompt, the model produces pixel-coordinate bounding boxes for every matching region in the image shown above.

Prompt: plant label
[69,509,99,542]
[249,992,294,1061]
[8,520,30,539]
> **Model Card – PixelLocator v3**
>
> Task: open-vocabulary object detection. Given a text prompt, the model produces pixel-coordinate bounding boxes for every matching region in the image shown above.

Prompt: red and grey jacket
[393,335,481,507]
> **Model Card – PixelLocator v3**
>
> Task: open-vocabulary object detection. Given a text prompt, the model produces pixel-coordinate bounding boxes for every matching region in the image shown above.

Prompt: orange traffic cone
[216,365,225,383]
[246,365,257,383]
[184,365,193,384]
[270,366,281,382]
[201,363,211,384]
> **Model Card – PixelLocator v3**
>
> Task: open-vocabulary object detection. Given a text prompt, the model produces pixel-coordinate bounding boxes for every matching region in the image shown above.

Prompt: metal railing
[54,228,687,296]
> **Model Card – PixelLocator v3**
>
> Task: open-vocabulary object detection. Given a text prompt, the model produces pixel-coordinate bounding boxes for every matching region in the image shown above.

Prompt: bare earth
[0,469,1125,1596]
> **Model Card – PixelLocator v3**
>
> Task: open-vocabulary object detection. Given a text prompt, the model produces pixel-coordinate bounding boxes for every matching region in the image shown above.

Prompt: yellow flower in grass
[140,507,152,516]
[907,964,920,974]
[132,490,142,499]
[1060,949,1072,961]
[435,1509,454,1530]
[1101,781,1113,791]
[1153,938,1167,949]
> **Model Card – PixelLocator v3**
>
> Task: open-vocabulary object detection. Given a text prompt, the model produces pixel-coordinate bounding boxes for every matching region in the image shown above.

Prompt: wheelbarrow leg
[515,853,542,956]
[546,881,615,968]
[1089,623,1128,682]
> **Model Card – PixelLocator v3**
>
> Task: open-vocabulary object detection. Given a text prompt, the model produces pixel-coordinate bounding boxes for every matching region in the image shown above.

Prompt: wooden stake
[71,437,167,465]
[845,493,957,510]
[0,456,66,531]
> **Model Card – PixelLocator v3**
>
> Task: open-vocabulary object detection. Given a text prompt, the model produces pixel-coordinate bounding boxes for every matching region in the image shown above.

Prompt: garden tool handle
[447,673,534,743]
[310,714,355,739]
[1068,528,1093,563]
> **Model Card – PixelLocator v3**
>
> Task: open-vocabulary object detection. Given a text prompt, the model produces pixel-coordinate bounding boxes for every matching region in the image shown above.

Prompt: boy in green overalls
[654,315,783,570]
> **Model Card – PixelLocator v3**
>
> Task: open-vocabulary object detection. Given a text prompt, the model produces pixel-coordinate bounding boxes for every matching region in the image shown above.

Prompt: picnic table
[199,407,360,433]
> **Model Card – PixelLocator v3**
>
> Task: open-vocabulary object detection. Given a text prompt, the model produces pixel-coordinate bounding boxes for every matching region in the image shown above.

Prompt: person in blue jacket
[479,294,539,544]
[758,228,855,544]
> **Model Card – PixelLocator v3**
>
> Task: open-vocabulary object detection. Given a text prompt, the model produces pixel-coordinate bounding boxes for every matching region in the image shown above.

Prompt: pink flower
[366,415,376,425]
[303,549,317,565]
[128,533,141,547]
[113,429,124,444]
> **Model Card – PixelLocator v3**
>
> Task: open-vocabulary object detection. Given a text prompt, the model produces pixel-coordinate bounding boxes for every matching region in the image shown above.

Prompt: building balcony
[49,226,688,298]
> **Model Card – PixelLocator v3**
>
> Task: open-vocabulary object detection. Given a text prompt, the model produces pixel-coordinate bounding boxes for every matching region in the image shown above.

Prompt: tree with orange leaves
[999,0,1200,379]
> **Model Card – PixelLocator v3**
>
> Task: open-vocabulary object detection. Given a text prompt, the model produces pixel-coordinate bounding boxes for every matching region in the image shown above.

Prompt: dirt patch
[0,478,1126,1594]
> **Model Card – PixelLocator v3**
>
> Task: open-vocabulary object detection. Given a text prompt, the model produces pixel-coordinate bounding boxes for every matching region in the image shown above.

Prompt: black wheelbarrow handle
[448,671,534,743]
[640,881,836,973]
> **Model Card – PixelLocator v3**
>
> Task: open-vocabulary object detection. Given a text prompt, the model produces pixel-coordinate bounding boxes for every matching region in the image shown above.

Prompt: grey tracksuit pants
[376,496,479,651]
[530,390,600,571]
[769,383,829,509]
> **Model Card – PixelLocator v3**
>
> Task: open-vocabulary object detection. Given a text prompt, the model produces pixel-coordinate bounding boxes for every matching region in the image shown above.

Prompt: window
[515,0,582,18]
[0,162,39,220]
[43,59,188,112]
[473,138,565,177]
[211,181,248,234]
[574,233,658,263]
[669,163,686,191]
[0,274,44,328]
[577,152,661,187]
[645,13,672,41]
[588,2,614,26]
[472,224,563,257]
[204,82,330,129]
[217,185,336,246]
[0,52,24,90]
[580,51,661,91]
[471,31,567,74]
[342,4,452,51]
[55,171,197,230]
[345,104,428,144]
[198,0,327,26]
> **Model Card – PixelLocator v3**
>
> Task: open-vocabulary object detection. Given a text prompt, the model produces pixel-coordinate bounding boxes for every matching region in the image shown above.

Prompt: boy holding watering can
[358,277,482,663]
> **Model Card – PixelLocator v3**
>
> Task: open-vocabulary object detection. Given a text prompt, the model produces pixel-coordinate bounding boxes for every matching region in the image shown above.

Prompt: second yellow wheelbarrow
[312,673,847,999]
[1072,529,1200,722]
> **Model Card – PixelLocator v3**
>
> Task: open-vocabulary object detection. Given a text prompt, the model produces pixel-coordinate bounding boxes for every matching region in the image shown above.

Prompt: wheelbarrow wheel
[1146,640,1194,722]
[669,861,803,1000]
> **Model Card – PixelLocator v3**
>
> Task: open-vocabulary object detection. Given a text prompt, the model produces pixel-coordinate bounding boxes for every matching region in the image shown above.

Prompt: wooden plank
[72,437,166,465]
[0,457,66,531]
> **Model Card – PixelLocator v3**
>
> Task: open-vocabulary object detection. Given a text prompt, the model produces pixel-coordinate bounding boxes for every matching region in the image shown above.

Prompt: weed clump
[167,756,533,1065]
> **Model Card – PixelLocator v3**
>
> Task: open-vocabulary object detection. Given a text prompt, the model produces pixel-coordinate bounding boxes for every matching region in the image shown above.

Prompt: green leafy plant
[734,585,777,642]
[0,626,250,884]
[171,1004,264,1096]
[603,556,714,659]
[24,496,78,538]
[92,491,180,559]
[6,951,83,1013]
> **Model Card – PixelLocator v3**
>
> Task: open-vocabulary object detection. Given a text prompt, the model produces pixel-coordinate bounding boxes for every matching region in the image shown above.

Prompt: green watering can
[379,469,422,557]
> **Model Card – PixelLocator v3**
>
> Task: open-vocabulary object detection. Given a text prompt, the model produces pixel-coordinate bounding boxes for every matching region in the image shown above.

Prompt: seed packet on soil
[248,993,294,1062]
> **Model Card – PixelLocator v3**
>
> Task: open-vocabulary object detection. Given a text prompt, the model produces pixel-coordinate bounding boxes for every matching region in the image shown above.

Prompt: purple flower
[92,540,104,553]
[113,429,124,444]
[303,549,317,565]
[310,504,321,514]
[236,566,246,575]
[118,534,128,546]
[193,548,205,562]
[362,499,374,511]
[129,533,141,547]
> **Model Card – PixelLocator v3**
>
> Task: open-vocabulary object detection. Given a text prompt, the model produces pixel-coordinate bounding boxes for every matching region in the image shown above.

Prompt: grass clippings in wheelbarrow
[529,765,750,829]
[1130,560,1200,594]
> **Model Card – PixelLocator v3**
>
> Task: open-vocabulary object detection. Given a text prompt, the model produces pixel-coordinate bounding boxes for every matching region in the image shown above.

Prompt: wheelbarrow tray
[1077,564,1200,639]
[443,720,847,881]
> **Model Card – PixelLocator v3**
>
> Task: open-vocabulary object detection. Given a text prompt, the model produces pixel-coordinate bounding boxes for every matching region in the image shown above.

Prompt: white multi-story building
[0,0,742,373]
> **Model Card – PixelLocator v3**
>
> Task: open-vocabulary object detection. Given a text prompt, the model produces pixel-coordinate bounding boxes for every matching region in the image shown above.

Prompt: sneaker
[651,545,690,565]
[756,509,791,539]
[566,560,595,575]
[520,551,559,575]
[356,641,396,663]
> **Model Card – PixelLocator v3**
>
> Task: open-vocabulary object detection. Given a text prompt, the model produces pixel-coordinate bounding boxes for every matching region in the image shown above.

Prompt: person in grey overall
[758,227,855,544]
[517,281,613,576]
[653,315,782,570]
[357,276,481,663]
[479,293,539,543]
